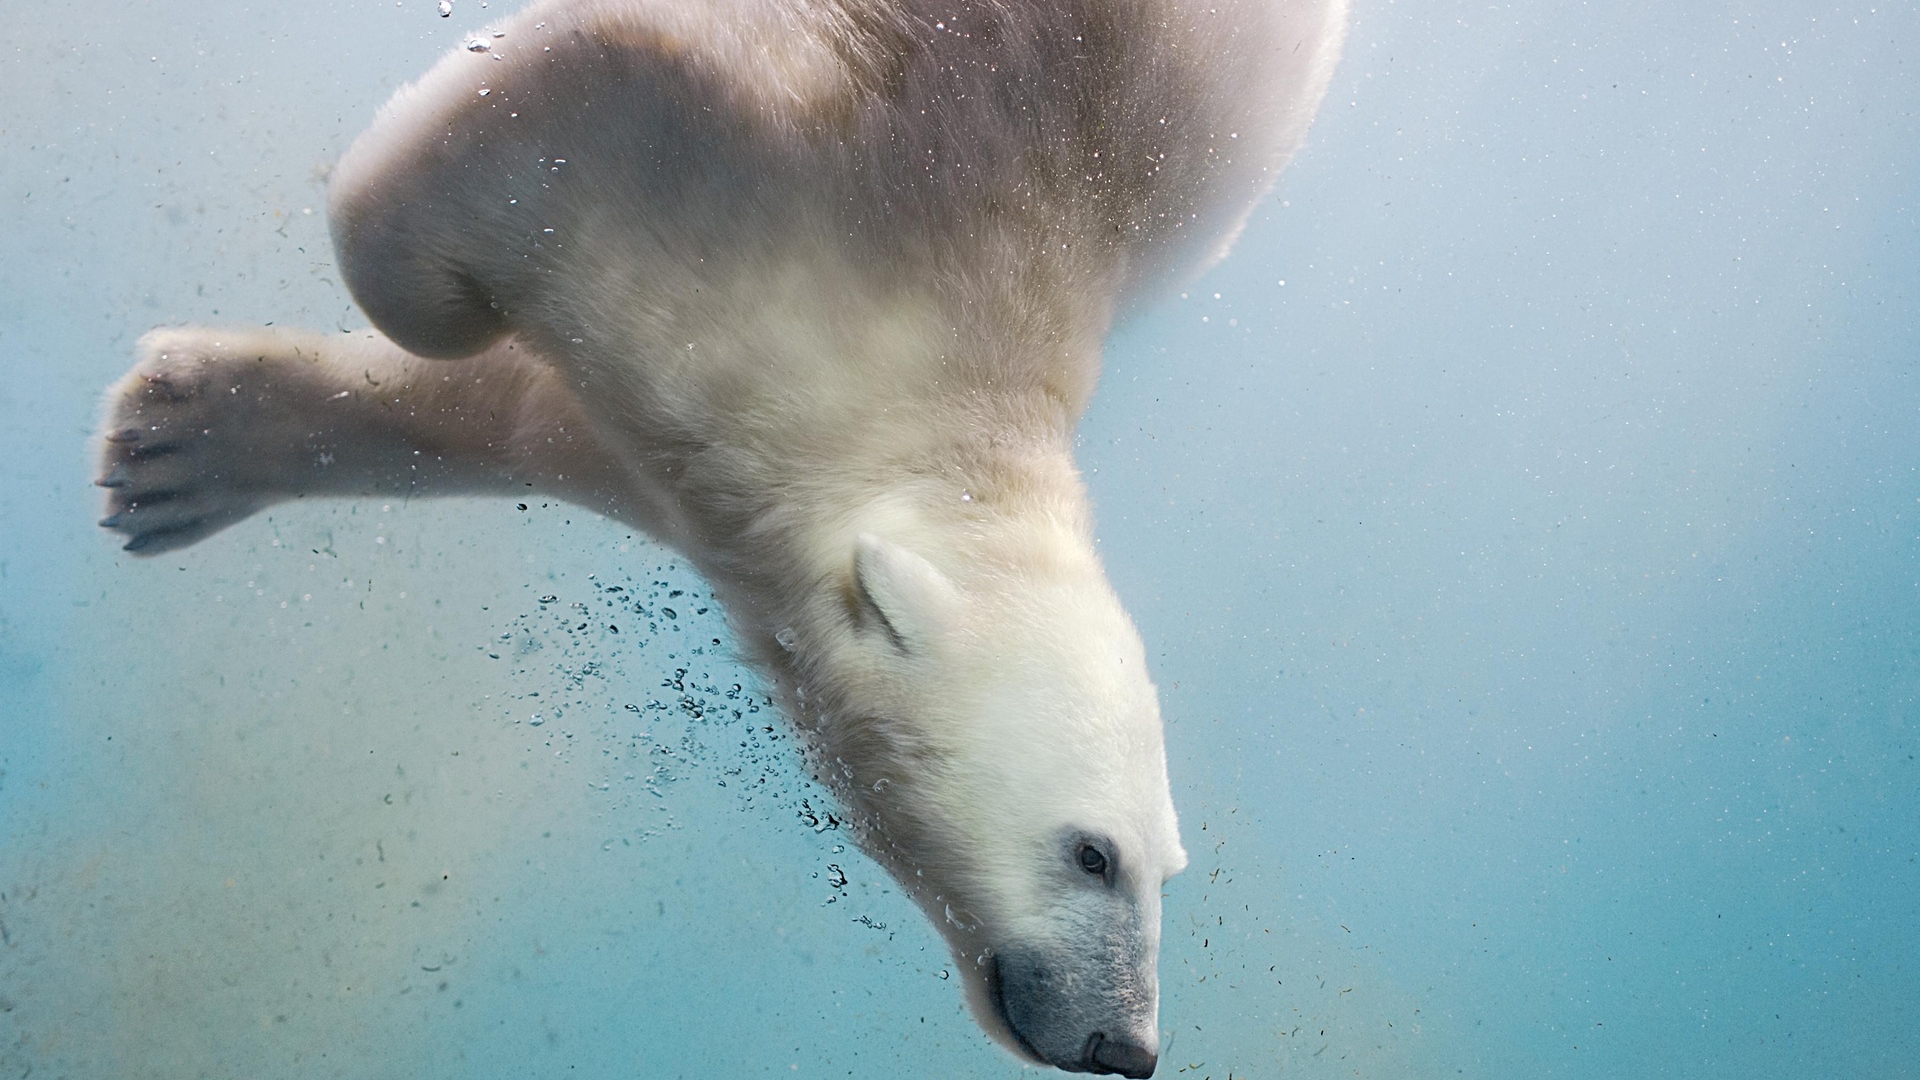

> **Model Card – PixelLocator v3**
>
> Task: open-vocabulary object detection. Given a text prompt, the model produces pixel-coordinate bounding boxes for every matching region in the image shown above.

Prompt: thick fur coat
[97,0,1346,1073]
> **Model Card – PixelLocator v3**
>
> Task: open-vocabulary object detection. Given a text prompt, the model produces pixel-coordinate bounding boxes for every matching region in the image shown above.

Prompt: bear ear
[852,534,961,655]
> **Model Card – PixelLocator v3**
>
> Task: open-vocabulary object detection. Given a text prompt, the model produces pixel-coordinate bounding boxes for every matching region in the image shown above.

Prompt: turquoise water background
[2,1,1914,1076]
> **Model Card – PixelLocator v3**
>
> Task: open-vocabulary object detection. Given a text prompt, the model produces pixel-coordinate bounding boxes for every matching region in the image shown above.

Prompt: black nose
[1083,1032,1157,1078]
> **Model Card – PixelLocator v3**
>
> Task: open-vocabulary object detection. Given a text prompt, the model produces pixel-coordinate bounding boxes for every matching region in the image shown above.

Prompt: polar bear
[95,0,1345,1074]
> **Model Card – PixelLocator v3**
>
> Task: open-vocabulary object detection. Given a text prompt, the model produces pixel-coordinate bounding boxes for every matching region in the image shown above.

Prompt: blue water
[3,1,1914,1077]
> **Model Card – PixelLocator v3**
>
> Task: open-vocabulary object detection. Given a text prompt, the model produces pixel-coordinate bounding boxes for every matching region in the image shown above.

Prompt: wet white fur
[99,0,1345,1066]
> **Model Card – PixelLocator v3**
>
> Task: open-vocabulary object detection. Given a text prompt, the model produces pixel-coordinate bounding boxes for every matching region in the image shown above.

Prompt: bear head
[781,530,1186,1077]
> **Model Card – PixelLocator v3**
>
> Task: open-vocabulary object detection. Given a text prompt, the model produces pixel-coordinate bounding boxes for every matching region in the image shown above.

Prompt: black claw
[125,487,188,508]
[122,440,182,461]
[121,521,207,555]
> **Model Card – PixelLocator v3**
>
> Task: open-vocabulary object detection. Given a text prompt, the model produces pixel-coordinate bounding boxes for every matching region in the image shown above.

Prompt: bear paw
[97,328,329,554]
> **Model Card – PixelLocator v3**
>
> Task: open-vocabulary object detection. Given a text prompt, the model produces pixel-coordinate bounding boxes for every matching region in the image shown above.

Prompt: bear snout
[1081,1032,1159,1078]
[989,948,1159,1077]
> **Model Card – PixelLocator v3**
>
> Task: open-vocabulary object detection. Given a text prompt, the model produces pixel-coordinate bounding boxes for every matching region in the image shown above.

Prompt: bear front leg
[97,326,631,554]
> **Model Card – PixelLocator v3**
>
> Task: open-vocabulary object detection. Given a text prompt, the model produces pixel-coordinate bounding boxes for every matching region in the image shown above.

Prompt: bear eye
[1077,843,1109,877]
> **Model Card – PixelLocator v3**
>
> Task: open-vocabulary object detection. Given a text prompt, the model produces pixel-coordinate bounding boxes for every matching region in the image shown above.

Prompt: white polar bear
[96,0,1345,1074]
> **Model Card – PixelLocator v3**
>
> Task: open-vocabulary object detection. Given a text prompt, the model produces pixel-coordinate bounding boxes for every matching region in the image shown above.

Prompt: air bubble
[466,38,490,53]
[775,627,798,651]
[437,0,452,16]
